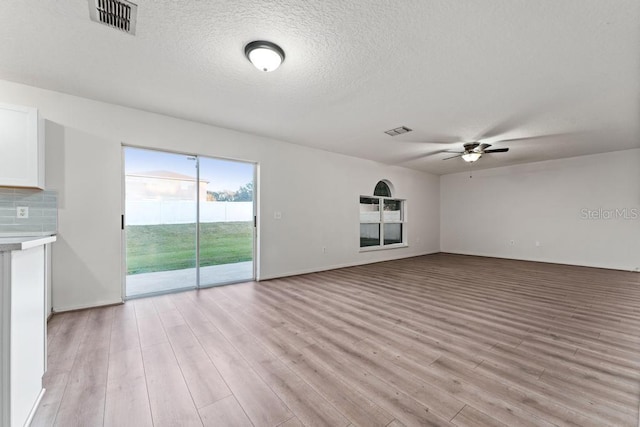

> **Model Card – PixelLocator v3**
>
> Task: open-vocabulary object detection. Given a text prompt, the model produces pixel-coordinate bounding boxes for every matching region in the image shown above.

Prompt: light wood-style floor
[33,253,640,427]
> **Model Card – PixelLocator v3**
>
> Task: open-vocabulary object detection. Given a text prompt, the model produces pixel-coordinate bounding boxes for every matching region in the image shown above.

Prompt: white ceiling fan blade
[494,132,583,144]
[394,149,455,164]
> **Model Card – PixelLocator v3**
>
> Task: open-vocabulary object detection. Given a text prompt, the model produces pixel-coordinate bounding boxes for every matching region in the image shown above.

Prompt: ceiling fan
[394,129,581,166]
[442,142,509,162]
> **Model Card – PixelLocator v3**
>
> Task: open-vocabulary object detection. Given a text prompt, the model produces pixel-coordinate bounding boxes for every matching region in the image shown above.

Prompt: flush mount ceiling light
[244,41,285,72]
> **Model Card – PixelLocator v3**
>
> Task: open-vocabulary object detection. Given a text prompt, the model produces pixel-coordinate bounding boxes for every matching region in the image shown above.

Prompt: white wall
[0,80,440,311]
[441,149,640,271]
[45,124,123,310]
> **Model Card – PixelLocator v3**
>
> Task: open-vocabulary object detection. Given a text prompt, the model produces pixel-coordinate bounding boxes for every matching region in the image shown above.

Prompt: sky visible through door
[125,148,253,196]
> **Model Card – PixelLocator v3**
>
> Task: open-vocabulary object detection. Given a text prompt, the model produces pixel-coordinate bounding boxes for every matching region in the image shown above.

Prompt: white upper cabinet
[0,103,45,189]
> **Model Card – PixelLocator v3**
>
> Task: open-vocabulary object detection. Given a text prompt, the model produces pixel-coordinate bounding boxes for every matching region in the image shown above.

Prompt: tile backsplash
[0,188,58,236]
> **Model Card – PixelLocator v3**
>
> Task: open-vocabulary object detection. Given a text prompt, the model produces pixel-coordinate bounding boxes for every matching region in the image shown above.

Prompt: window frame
[359,194,407,251]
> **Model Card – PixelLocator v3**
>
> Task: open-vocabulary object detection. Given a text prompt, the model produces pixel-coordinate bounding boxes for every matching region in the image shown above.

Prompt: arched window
[359,180,406,249]
[373,180,391,197]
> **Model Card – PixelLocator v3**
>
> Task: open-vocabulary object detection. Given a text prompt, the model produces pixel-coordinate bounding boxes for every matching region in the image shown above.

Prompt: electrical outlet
[16,206,29,219]
[274,211,282,220]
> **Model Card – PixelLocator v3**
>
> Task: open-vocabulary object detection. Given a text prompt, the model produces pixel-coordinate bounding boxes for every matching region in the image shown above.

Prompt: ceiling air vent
[384,126,413,136]
[88,0,138,35]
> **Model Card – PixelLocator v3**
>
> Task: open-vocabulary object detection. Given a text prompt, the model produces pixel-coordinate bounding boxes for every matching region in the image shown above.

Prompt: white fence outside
[359,212,402,222]
[126,201,253,225]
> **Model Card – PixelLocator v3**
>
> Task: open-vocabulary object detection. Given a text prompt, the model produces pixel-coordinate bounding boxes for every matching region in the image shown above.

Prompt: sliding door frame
[120,144,258,300]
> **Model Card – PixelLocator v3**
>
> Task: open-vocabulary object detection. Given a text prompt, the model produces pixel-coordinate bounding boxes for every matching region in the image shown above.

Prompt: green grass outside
[126,222,253,275]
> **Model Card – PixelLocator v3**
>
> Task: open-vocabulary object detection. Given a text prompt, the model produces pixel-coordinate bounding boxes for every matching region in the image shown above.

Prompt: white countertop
[0,235,57,251]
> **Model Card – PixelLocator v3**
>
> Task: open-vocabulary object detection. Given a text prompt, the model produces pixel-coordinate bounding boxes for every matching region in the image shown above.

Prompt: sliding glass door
[123,147,255,298]
[198,156,254,287]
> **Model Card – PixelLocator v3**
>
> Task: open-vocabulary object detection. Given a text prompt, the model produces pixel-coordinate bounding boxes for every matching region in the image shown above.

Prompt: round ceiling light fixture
[244,40,285,72]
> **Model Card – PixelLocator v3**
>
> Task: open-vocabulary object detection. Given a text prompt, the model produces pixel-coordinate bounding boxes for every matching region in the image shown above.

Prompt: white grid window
[359,181,405,249]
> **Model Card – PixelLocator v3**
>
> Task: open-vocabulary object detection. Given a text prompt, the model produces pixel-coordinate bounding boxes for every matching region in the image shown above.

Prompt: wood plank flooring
[32,253,640,426]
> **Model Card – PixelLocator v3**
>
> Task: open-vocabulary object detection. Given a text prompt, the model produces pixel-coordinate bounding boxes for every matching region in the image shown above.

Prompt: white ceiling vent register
[88,0,137,35]
[384,126,412,137]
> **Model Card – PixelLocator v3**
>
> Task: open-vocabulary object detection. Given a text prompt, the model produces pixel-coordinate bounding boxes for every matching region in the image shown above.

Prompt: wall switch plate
[16,206,29,219]
[509,240,515,246]
[274,211,282,220]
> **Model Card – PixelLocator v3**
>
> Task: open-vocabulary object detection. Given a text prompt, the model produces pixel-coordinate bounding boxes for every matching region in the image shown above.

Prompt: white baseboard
[24,388,46,427]
[441,250,638,273]
[53,298,123,313]
[257,250,439,281]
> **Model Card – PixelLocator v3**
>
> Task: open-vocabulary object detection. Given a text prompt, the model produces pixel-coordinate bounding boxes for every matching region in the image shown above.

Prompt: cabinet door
[0,104,43,188]
[10,245,45,427]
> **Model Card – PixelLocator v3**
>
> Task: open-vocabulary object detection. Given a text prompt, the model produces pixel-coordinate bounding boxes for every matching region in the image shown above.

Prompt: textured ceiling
[0,0,638,174]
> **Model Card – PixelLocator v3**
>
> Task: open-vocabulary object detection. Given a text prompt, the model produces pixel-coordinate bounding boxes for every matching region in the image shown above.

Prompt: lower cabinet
[0,244,47,427]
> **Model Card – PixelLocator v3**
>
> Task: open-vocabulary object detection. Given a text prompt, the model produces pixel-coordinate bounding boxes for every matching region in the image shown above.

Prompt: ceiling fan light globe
[462,152,482,162]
